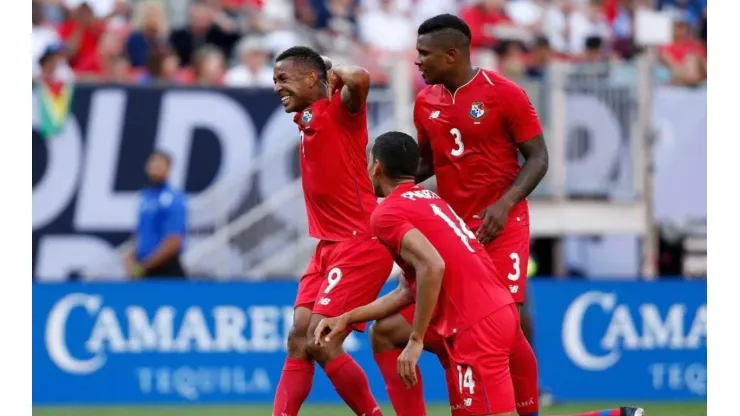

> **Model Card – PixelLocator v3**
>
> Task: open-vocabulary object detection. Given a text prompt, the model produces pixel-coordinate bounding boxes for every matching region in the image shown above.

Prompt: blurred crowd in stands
[32,0,707,88]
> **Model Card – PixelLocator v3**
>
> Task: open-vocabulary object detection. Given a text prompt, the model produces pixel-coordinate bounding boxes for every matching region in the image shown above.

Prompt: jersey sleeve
[503,84,543,143]
[371,203,415,253]
[163,193,187,236]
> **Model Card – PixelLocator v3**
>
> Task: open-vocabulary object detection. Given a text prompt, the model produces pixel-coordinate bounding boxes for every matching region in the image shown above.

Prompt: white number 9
[508,253,521,281]
[450,128,464,157]
[324,267,343,293]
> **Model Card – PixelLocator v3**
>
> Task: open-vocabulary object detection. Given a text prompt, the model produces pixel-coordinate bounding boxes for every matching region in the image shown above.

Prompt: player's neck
[305,84,330,107]
[443,66,478,94]
[384,179,414,196]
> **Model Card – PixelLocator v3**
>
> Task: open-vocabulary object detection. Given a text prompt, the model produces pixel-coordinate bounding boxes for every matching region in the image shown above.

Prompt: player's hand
[321,55,339,92]
[313,314,350,346]
[475,199,511,246]
[397,337,423,388]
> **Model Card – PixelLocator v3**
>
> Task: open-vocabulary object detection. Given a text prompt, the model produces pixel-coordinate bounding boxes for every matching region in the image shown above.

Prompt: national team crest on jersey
[469,102,486,120]
[302,108,313,124]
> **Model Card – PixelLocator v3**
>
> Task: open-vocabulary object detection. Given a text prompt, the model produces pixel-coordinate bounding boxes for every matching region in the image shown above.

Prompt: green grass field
[33,402,707,416]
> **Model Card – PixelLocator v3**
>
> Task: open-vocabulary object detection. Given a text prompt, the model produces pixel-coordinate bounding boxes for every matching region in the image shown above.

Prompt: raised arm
[331,65,371,114]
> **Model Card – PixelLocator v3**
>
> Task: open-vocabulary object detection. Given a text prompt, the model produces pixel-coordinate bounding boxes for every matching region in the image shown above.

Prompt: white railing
[82,58,657,280]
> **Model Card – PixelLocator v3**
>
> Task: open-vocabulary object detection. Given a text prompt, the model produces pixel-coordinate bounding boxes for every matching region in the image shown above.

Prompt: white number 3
[324,267,342,293]
[457,365,475,394]
[508,253,521,281]
[450,128,464,157]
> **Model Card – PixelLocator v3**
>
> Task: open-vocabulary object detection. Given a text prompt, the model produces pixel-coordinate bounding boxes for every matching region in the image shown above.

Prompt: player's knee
[286,324,310,358]
[304,323,344,364]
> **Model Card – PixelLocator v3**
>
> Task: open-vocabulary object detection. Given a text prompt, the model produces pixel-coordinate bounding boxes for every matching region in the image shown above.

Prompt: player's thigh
[486,223,530,304]
[313,238,394,331]
[370,310,413,352]
[295,246,325,310]
[446,305,518,416]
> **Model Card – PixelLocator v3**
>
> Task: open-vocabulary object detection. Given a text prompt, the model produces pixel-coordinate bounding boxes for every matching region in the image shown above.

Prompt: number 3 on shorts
[323,267,342,294]
[508,252,521,281]
[457,365,475,394]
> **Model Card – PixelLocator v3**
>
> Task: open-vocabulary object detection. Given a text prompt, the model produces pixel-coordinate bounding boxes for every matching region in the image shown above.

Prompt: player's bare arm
[314,276,414,345]
[330,65,371,114]
[477,134,549,245]
[415,139,435,183]
[397,228,445,387]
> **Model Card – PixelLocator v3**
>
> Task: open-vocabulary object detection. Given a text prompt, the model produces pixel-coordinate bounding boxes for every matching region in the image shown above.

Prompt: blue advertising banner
[531,280,707,401]
[32,281,447,405]
[33,280,707,405]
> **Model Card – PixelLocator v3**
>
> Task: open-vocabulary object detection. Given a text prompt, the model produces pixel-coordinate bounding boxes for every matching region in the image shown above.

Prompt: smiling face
[273,58,320,113]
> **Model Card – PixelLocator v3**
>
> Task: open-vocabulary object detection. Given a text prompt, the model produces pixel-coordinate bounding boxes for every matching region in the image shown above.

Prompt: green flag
[38,79,74,139]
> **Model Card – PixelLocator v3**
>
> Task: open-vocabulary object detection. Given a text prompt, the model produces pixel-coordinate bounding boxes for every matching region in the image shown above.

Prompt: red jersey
[371,183,514,338]
[660,39,706,65]
[413,69,543,231]
[58,21,105,70]
[293,91,378,241]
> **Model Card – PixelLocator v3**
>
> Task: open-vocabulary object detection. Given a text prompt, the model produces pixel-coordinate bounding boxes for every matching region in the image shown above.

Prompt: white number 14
[457,365,475,394]
[431,204,476,253]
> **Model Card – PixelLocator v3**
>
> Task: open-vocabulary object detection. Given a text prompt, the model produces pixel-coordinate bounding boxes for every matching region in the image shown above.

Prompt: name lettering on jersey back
[401,189,440,201]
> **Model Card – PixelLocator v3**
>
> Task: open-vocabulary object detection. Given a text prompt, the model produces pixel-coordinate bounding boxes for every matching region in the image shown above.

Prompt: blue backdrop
[33,280,706,405]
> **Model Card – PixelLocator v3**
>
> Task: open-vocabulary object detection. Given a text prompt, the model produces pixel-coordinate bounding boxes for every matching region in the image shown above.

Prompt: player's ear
[445,48,457,64]
[305,70,319,87]
[372,160,383,178]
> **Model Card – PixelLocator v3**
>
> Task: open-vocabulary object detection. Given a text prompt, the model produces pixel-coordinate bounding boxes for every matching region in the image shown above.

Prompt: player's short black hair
[275,46,328,81]
[372,132,419,179]
[418,14,472,46]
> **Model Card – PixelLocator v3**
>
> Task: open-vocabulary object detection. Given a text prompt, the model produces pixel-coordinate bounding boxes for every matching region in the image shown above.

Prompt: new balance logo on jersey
[430,110,440,119]
[302,108,313,124]
[509,285,519,294]
[318,297,331,306]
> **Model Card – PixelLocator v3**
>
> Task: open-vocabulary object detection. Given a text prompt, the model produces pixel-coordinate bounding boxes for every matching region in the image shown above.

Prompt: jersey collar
[293,97,329,127]
[440,68,482,104]
[388,181,417,197]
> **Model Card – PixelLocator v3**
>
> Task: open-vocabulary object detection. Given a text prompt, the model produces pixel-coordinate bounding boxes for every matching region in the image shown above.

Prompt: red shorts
[484,221,530,304]
[295,237,393,332]
[445,304,519,415]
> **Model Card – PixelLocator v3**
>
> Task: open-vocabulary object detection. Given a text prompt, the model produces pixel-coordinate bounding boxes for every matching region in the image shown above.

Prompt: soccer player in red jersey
[367,15,643,416]
[315,131,520,416]
[410,15,546,416]
[270,46,391,416]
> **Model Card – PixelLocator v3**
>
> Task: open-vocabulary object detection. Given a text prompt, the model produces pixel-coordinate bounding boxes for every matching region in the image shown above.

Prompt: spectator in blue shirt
[126,151,188,279]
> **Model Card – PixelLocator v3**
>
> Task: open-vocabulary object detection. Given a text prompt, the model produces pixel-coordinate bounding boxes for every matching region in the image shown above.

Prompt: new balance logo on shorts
[318,297,331,306]
[509,285,519,294]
